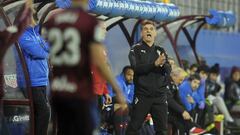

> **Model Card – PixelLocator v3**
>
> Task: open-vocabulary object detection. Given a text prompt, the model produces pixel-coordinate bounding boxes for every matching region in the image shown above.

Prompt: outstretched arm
[90,42,126,105]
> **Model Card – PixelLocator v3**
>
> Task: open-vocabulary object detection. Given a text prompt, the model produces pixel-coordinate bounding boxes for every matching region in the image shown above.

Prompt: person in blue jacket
[108,66,134,135]
[18,17,50,135]
[179,74,201,113]
[109,66,134,104]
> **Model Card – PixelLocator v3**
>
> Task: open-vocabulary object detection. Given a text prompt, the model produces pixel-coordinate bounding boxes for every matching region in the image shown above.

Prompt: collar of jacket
[26,25,40,34]
[142,40,155,49]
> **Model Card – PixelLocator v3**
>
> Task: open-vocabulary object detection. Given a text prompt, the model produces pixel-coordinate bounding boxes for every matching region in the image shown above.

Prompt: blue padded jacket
[18,25,49,87]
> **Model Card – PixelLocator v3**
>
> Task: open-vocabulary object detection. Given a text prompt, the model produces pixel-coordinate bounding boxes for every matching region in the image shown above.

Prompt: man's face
[190,67,197,75]
[124,69,134,84]
[172,74,185,85]
[190,79,200,91]
[199,71,208,80]
[141,24,157,43]
[209,73,218,82]
[232,71,240,81]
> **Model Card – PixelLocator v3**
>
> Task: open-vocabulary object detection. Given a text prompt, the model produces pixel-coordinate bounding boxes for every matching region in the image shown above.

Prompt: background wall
[105,23,240,76]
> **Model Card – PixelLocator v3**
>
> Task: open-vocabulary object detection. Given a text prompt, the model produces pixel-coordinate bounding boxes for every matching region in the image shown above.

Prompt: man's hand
[154,54,166,67]
[187,96,195,104]
[198,101,205,109]
[104,94,112,104]
[182,111,191,120]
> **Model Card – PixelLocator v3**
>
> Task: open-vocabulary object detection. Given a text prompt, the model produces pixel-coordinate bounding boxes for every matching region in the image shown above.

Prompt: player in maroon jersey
[43,0,127,134]
[0,0,32,134]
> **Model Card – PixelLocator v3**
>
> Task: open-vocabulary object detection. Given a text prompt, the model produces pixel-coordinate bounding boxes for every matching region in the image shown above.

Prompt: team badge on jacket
[134,97,139,105]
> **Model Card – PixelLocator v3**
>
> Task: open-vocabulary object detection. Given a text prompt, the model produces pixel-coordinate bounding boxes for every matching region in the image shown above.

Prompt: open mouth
[147,33,152,37]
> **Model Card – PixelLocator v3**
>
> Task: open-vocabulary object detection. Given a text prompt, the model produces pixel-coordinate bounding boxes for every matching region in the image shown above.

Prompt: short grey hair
[171,67,186,78]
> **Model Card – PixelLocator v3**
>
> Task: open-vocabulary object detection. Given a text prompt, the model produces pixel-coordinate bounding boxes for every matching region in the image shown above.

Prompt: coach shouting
[126,20,171,135]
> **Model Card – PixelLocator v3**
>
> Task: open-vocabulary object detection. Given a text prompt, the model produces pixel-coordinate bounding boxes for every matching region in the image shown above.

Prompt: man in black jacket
[126,20,171,135]
[206,64,235,125]
[168,67,205,135]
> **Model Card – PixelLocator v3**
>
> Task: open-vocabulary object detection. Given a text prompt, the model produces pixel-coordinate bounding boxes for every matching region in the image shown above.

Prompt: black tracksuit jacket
[128,41,171,97]
[167,81,185,115]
